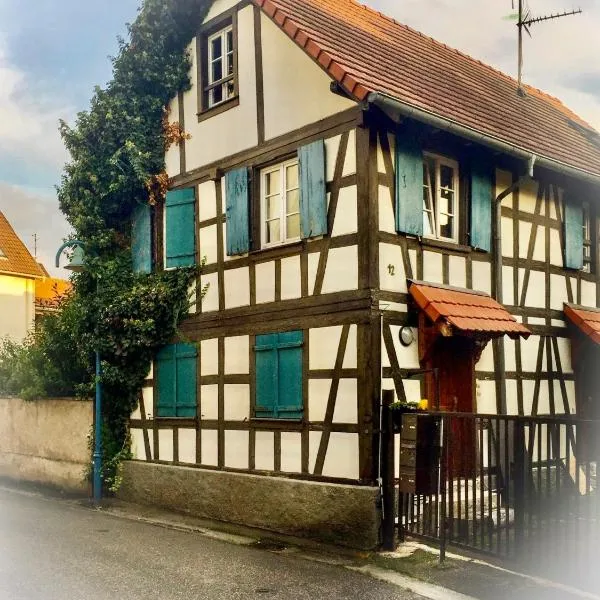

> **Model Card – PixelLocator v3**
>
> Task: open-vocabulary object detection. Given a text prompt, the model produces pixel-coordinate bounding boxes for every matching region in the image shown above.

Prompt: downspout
[493,154,536,414]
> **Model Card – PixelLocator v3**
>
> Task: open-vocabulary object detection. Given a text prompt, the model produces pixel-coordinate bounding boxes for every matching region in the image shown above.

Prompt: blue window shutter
[470,158,493,252]
[395,131,424,236]
[255,334,278,418]
[225,168,250,255]
[564,194,584,270]
[299,140,327,239]
[276,331,303,419]
[132,203,152,274]
[165,188,196,268]
[157,345,177,417]
[175,343,197,418]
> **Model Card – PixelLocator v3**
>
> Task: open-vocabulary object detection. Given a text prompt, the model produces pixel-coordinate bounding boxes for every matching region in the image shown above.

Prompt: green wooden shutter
[132,203,152,274]
[165,188,196,268]
[276,331,303,419]
[299,140,327,239]
[255,333,278,418]
[157,345,177,417]
[175,343,197,417]
[395,131,424,236]
[470,157,493,252]
[564,193,584,270]
[225,168,250,255]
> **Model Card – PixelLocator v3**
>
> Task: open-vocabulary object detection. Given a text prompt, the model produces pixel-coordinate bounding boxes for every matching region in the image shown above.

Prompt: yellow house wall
[0,274,35,341]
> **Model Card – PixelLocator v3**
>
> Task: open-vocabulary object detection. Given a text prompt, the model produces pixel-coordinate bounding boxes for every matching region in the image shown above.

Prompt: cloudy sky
[0,0,598,276]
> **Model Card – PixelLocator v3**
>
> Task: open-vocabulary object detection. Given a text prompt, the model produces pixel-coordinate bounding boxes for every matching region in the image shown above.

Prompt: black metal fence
[381,398,600,586]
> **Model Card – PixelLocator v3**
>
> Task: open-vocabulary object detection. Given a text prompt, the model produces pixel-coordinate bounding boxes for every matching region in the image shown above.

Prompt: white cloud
[0,38,71,175]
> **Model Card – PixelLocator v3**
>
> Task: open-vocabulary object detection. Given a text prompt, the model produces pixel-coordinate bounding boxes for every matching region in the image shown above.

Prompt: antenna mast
[513,1,582,95]
[32,233,38,258]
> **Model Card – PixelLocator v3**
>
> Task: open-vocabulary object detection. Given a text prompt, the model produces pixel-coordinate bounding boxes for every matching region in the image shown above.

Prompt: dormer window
[198,12,239,119]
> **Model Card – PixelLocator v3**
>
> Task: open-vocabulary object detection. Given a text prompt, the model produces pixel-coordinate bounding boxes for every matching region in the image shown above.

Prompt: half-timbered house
[122,0,600,548]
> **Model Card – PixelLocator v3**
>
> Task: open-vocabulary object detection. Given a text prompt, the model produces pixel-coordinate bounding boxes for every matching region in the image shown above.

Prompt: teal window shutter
[564,193,584,269]
[225,168,250,255]
[132,203,152,274]
[165,188,196,268]
[156,343,197,418]
[255,331,303,419]
[299,140,327,239]
[255,334,278,418]
[395,131,424,236]
[174,343,197,417]
[470,157,493,252]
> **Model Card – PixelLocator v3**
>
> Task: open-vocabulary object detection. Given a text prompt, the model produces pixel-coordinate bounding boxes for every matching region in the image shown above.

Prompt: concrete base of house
[118,461,382,550]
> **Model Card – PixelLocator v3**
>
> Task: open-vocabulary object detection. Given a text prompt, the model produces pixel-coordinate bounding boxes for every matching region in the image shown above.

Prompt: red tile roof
[254,0,600,179]
[0,212,44,279]
[564,304,600,345]
[409,281,531,338]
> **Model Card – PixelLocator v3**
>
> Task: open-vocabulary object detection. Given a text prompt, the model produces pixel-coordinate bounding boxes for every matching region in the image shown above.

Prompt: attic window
[0,247,6,259]
[567,119,600,149]
[197,10,239,119]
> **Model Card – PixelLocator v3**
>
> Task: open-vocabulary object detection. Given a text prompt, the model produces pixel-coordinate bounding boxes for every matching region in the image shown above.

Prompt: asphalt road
[0,487,421,600]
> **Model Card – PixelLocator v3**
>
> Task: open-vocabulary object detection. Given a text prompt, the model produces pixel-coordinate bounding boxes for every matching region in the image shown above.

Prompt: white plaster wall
[254,431,274,471]
[331,186,358,237]
[379,243,407,293]
[224,430,249,469]
[198,181,217,222]
[379,185,396,234]
[0,275,35,341]
[201,338,219,375]
[256,261,275,304]
[224,267,250,308]
[164,94,180,178]
[280,432,302,473]
[223,384,250,420]
[200,385,219,420]
[178,429,197,464]
[280,255,301,301]
[182,5,258,171]
[201,430,219,466]
[309,325,357,370]
[224,335,249,373]
[158,429,173,462]
[321,245,358,294]
[309,431,359,479]
[422,251,443,284]
[261,14,354,141]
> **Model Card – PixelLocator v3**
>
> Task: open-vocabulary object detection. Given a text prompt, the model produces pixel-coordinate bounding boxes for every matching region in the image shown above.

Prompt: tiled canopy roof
[564,304,600,345]
[254,0,600,179]
[409,281,531,339]
[0,212,43,279]
[35,277,71,311]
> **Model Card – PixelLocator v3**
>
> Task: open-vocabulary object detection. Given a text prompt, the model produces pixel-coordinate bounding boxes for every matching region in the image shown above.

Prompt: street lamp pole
[55,240,102,505]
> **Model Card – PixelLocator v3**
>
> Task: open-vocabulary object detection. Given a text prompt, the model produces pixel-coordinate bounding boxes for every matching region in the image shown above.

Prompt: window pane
[267,219,280,244]
[286,164,299,189]
[265,170,280,196]
[286,188,299,214]
[440,164,454,190]
[287,214,300,239]
[210,85,223,106]
[212,59,223,83]
[226,29,233,53]
[266,196,279,220]
[227,52,234,77]
[211,36,222,60]
[439,213,453,239]
[439,188,454,216]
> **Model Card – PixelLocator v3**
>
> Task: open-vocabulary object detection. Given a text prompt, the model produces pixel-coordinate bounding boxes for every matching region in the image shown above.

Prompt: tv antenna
[505,0,582,95]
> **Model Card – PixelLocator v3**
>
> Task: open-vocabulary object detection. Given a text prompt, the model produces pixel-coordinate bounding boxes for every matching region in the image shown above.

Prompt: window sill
[197,96,240,123]
[251,417,304,425]
[250,239,305,260]
[419,237,473,255]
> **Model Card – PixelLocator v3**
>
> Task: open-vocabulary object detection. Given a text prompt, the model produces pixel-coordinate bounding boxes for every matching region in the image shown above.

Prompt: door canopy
[564,304,600,345]
[408,281,531,340]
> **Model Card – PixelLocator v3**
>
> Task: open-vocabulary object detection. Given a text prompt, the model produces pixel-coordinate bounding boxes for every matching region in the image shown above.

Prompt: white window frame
[206,25,235,109]
[582,201,592,273]
[260,159,301,249]
[422,152,460,243]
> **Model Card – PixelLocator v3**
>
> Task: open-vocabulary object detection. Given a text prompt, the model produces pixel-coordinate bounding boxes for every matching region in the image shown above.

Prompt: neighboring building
[124,0,599,547]
[0,211,44,341]
[34,263,71,325]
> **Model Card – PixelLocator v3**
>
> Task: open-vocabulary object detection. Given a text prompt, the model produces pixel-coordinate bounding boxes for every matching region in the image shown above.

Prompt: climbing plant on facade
[51,0,212,487]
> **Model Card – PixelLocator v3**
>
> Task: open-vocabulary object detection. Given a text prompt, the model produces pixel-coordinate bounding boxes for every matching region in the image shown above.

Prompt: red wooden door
[429,337,476,476]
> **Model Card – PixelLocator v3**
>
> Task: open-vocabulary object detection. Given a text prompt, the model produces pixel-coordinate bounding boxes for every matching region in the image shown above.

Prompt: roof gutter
[366,91,600,186]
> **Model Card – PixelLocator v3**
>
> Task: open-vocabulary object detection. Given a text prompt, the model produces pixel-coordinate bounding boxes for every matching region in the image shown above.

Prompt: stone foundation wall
[0,397,92,492]
[119,461,381,549]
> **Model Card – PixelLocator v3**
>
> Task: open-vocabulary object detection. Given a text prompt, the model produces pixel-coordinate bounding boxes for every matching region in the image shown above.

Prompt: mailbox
[399,413,441,494]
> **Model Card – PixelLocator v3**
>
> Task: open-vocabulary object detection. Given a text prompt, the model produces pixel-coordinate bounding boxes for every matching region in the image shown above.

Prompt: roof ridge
[347,0,594,130]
